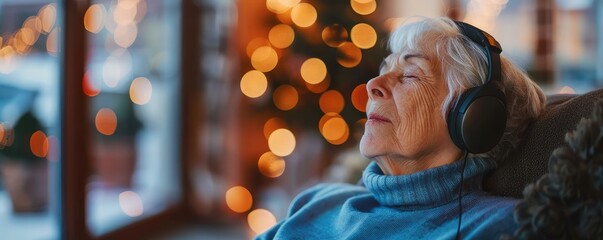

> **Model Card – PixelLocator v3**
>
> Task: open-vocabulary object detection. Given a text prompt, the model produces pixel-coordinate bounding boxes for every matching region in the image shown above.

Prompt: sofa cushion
[483,88,603,198]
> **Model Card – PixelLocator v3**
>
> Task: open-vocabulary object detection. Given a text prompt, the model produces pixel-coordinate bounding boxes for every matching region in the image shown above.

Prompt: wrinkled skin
[359,50,462,175]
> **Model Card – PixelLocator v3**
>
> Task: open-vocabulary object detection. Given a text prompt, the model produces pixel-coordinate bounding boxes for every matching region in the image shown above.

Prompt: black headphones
[447,21,507,154]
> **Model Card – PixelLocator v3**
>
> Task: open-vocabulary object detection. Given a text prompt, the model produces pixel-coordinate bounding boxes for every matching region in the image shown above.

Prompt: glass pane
[84,0,182,235]
[0,1,60,239]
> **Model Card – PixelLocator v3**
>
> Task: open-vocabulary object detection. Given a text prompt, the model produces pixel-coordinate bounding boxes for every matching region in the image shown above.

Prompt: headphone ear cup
[447,85,507,153]
[448,87,480,151]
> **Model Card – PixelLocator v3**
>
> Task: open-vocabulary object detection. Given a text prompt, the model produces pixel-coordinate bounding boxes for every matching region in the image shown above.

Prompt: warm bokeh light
[129,77,153,105]
[84,4,106,34]
[321,116,349,145]
[290,3,317,28]
[351,83,367,112]
[300,58,327,84]
[559,86,576,94]
[273,85,298,111]
[350,0,376,15]
[114,22,137,48]
[318,112,339,133]
[248,209,277,235]
[305,75,330,93]
[251,46,279,72]
[351,23,377,49]
[322,24,349,47]
[24,16,42,34]
[29,130,49,158]
[119,191,144,217]
[268,24,295,49]
[114,0,138,25]
[95,108,118,136]
[46,28,59,56]
[13,30,33,54]
[258,152,286,178]
[319,90,345,114]
[246,38,272,58]
[263,117,288,140]
[39,4,56,34]
[266,0,290,14]
[83,71,100,97]
[336,42,362,68]
[226,186,253,213]
[240,70,268,98]
[268,128,296,157]
[18,28,37,46]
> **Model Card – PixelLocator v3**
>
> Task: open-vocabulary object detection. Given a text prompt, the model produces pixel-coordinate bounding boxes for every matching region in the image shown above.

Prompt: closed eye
[401,75,419,80]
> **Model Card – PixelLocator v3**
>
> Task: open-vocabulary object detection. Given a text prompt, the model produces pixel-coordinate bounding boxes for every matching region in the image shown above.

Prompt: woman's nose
[366,75,388,99]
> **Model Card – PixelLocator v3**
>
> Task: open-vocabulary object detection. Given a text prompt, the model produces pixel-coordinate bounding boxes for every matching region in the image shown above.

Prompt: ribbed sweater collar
[362,157,496,209]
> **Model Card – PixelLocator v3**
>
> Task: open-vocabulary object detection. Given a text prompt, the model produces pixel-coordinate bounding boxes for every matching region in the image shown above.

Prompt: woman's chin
[359,135,380,159]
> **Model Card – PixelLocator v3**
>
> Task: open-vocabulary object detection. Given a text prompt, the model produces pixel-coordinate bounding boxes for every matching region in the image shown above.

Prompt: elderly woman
[257,17,545,239]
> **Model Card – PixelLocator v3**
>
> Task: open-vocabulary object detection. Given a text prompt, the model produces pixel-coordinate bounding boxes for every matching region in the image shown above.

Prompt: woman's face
[359,50,453,162]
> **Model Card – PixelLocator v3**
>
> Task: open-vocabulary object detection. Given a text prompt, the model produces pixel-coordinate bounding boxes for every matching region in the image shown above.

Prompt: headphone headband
[454,21,502,85]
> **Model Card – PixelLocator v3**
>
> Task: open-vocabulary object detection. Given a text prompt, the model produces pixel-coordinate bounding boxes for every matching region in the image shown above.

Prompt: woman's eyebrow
[403,53,426,61]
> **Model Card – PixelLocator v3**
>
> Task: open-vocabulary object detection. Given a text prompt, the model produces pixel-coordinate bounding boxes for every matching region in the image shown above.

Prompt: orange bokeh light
[246,38,271,58]
[129,77,153,105]
[30,130,49,158]
[263,117,288,140]
[350,0,376,15]
[322,24,348,47]
[268,128,296,157]
[268,24,295,49]
[300,58,327,84]
[290,3,317,28]
[319,90,345,114]
[95,108,117,136]
[258,152,286,178]
[248,209,277,235]
[240,70,268,98]
[251,46,279,72]
[83,71,100,97]
[351,23,377,49]
[84,4,106,33]
[321,116,349,145]
[273,85,298,111]
[38,4,56,34]
[351,83,368,112]
[225,186,253,213]
[336,42,362,68]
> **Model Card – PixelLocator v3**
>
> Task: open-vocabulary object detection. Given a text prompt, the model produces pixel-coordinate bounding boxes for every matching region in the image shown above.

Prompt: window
[83,0,182,235]
[0,1,60,239]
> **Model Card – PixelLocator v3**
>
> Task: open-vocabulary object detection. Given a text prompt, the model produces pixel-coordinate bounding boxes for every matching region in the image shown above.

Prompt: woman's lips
[368,114,391,123]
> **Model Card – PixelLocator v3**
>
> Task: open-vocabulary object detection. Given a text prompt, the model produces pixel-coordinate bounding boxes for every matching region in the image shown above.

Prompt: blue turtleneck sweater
[256,158,519,239]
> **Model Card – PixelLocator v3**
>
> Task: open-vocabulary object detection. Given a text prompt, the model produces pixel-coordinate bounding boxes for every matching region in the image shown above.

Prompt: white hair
[387,17,546,163]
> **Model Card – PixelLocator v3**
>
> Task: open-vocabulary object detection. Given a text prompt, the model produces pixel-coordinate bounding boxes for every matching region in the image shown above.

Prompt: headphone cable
[455,151,469,240]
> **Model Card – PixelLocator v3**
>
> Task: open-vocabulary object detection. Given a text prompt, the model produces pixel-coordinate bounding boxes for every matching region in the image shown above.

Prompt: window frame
[60,0,199,239]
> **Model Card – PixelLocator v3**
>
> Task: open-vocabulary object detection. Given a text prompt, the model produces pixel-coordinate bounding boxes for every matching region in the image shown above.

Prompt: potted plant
[0,111,48,212]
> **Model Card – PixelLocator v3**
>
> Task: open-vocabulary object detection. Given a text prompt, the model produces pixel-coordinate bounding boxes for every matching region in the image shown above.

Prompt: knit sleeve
[254,183,336,240]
